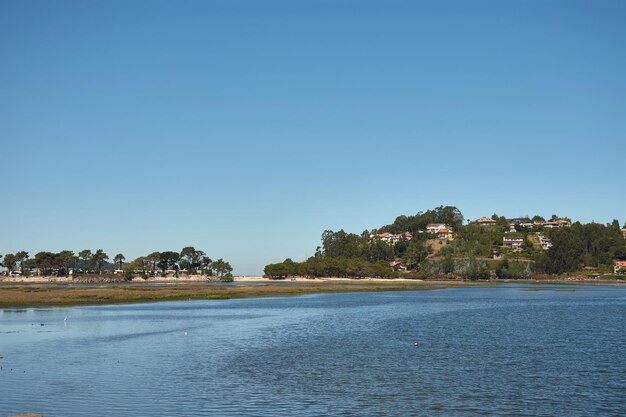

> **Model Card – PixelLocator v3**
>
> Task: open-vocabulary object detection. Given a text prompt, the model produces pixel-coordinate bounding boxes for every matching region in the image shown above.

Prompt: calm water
[0,285,624,416]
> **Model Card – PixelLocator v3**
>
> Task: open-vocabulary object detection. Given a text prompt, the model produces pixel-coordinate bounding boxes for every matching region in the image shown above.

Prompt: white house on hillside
[473,217,497,226]
[535,219,571,228]
[538,235,552,250]
[426,223,447,233]
[370,232,412,245]
[503,236,524,249]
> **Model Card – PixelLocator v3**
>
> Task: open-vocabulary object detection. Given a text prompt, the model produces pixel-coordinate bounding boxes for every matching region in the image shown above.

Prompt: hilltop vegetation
[264,206,626,280]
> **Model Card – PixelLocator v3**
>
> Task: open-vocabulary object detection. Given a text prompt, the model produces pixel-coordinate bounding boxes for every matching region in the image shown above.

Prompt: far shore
[0,275,430,285]
[1,274,624,285]
[0,279,463,308]
[0,274,623,308]
[0,274,432,286]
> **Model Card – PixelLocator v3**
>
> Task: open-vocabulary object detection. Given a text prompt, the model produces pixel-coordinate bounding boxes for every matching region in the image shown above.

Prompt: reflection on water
[0,285,624,416]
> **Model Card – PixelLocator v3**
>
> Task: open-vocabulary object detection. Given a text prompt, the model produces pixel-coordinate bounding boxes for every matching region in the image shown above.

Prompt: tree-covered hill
[264,207,626,280]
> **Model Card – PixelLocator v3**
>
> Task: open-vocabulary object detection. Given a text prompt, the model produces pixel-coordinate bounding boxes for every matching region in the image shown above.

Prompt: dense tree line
[264,257,396,279]
[536,221,626,274]
[421,256,492,280]
[320,229,431,267]
[0,246,233,280]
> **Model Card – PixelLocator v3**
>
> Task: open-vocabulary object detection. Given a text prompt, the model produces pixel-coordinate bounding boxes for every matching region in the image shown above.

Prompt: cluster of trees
[422,256,492,280]
[437,214,626,276]
[319,228,431,268]
[0,246,233,280]
[495,258,532,279]
[264,205,626,279]
[439,214,568,258]
[375,206,464,234]
[1,249,111,277]
[535,221,626,274]
[264,257,396,279]
[125,248,234,279]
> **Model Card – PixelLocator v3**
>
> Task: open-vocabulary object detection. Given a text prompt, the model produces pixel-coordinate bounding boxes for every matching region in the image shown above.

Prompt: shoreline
[2,274,623,284]
[0,276,623,308]
[0,280,456,308]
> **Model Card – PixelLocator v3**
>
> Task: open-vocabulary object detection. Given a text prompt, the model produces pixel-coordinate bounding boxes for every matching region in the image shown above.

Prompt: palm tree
[113,253,125,271]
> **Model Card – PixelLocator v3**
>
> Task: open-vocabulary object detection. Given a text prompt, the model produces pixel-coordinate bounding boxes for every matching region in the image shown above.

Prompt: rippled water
[1,285,624,416]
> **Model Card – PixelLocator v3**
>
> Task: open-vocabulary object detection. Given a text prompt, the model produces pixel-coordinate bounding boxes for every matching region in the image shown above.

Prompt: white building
[370,232,412,245]
[503,236,524,249]
[538,235,552,250]
[473,217,497,226]
[426,223,447,234]
[535,219,571,229]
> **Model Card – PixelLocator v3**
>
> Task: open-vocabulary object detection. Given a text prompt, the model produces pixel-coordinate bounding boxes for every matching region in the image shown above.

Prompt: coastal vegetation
[0,280,473,308]
[0,247,233,281]
[264,206,626,280]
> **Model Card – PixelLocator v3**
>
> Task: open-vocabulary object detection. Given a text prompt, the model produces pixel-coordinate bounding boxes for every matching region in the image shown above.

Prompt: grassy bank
[0,279,623,308]
[0,280,481,308]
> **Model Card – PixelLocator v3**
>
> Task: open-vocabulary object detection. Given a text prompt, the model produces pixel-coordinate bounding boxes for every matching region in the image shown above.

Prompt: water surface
[1,285,624,416]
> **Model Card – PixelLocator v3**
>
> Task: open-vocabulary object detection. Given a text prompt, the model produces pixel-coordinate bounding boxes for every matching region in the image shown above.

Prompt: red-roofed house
[473,217,497,226]
[389,259,407,271]
[536,219,571,228]
[614,261,626,274]
[437,228,453,240]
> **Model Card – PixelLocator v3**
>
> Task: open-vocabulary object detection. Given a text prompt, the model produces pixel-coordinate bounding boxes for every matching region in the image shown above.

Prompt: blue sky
[1,0,625,275]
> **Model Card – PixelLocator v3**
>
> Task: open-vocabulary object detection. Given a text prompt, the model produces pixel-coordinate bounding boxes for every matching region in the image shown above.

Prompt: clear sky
[1,0,625,275]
